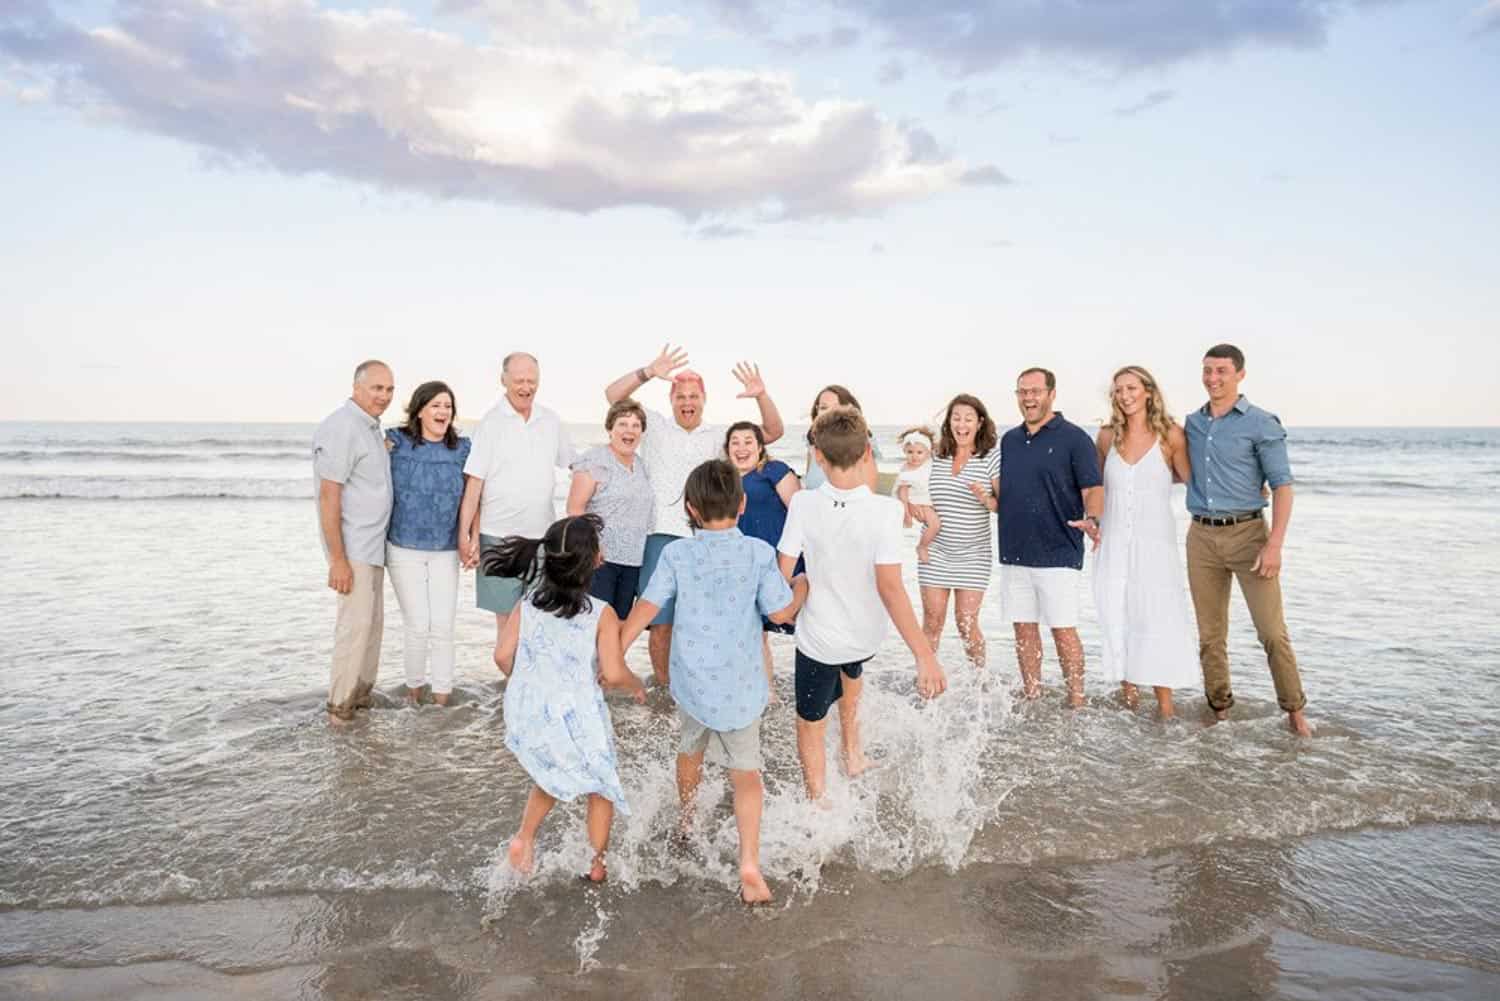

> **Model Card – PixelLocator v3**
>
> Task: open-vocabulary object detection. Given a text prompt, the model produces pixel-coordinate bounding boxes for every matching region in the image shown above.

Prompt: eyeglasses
[1014,388,1050,399]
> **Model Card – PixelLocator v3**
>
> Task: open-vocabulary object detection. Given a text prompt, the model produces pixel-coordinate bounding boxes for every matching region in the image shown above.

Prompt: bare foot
[1213,708,1230,722]
[404,687,422,706]
[507,837,536,876]
[1120,683,1139,710]
[1287,710,1312,737]
[432,692,450,707]
[327,711,353,727]
[843,751,873,779]
[739,866,772,905]
[583,853,606,884]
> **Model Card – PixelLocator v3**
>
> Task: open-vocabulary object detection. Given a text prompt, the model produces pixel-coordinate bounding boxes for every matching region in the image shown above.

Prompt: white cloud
[0,0,999,221]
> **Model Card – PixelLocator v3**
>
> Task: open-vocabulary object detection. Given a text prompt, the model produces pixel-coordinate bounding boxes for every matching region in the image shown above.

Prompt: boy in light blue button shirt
[622,459,806,905]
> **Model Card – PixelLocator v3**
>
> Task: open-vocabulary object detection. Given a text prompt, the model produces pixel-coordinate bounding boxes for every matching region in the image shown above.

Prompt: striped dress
[918,448,1001,591]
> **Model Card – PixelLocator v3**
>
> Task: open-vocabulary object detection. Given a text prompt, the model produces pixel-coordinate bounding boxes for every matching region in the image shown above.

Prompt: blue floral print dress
[503,600,630,812]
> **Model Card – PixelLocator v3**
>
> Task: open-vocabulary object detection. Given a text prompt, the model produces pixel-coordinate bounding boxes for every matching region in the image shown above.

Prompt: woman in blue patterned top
[386,381,472,706]
[726,421,802,689]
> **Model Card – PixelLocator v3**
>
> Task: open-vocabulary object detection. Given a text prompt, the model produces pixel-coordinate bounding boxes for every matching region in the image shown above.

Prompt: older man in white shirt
[459,353,575,627]
[605,344,785,685]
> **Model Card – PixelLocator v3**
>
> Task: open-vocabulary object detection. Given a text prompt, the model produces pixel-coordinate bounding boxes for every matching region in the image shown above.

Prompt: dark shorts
[794,650,868,723]
[762,617,795,635]
[636,533,679,627]
[590,561,640,620]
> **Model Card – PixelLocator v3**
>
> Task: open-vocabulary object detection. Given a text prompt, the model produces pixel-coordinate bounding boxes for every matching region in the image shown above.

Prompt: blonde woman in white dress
[1090,366,1199,718]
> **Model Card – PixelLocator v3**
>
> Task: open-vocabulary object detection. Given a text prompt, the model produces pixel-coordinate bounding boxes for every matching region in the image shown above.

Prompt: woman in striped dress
[919,394,1001,667]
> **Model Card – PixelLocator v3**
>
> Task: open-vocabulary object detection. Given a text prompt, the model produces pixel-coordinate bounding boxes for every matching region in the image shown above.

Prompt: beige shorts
[677,709,762,772]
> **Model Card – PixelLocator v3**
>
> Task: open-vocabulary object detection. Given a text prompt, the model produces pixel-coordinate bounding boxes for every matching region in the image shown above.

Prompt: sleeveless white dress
[1092,441,1200,689]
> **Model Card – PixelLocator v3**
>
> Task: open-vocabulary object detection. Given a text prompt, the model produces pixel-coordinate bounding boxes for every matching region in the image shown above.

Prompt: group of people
[310,342,1309,903]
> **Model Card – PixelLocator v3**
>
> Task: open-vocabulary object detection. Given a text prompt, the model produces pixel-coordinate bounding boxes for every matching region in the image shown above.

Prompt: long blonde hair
[1108,365,1175,455]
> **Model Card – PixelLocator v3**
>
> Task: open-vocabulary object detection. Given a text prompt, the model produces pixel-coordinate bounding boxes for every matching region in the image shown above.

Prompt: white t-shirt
[463,397,575,538]
[640,408,725,537]
[895,461,933,506]
[777,483,906,665]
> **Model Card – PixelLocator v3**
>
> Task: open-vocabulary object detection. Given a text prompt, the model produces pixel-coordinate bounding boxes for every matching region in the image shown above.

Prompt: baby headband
[902,432,932,448]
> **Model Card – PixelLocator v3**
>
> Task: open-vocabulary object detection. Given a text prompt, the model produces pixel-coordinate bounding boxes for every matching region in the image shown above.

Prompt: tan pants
[329,562,384,719]
[1186,519,1306,713]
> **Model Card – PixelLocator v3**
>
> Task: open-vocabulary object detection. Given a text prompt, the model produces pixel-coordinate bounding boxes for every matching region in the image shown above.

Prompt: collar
[1022,411,1065,438]
[695,526,744,540]
[497,395,545,424]
[1198,395,1251,417]
[822,483,871,501]
[343,398,380,429]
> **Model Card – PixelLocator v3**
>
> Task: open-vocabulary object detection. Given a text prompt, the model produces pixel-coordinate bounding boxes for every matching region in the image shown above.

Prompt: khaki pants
[328,562,384,719]
[1186,519,1306,713]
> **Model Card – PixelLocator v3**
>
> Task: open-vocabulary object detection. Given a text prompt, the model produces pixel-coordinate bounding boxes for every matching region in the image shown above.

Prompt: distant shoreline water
[2,422,1494,501]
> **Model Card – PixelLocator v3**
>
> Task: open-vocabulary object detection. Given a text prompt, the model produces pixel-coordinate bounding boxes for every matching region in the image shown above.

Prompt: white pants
[386,544,460,694]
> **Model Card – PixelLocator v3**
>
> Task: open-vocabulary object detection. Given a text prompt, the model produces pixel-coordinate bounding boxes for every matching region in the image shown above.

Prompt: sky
[2,0,1497,427]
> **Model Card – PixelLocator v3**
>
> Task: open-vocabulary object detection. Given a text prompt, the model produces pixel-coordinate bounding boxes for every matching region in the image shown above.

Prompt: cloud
[1477,0,1500,33]
[706,0,1399,73]
[875,58,905,83]
[695,221,753,239]
[1114,88,1176,116]
[946,86,1007,117]
[960,165,1012,187]
[0,0,997,221]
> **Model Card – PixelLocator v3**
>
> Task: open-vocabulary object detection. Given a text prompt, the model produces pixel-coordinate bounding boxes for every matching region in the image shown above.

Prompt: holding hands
[1067,515,1102,551]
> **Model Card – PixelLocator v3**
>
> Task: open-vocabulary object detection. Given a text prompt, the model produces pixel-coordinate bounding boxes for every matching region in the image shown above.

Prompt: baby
[893,427,941,564]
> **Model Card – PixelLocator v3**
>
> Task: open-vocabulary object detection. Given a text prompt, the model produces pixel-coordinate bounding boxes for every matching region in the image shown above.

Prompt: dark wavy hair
[806,384,862,445]
[934,393,998,459]
[723,420,768,470]
[400,380,460,449]
[480,514,602,619]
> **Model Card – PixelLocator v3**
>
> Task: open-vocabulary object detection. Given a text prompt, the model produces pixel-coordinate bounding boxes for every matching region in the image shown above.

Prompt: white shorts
[1002,565,1081,628]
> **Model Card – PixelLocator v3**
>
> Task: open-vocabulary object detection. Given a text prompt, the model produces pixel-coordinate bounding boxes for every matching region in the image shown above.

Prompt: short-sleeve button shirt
[463,397,575,539]
[997,412,1102,570]
[572,444,656,566]
[311,399,393,566]
[639,408,725,538]
[1184,395,1294,516]
[641,528,793,731]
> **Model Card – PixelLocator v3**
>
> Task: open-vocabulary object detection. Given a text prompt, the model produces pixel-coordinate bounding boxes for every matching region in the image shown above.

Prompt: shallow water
[1,423,1498,999]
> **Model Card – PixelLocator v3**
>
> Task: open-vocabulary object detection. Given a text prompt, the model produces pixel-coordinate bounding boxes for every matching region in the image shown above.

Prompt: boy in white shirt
[777,408,948,800]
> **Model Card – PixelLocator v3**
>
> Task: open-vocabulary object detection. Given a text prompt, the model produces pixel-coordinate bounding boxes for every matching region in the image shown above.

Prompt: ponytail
[480,536,544,589]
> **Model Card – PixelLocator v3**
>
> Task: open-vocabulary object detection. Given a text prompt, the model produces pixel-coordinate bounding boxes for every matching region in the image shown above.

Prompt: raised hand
[732,361,766,399]
[646,344,690,381]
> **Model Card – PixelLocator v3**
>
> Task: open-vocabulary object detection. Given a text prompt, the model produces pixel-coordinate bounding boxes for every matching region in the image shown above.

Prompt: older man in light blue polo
[312,359,395,724]
[458,353,575,637]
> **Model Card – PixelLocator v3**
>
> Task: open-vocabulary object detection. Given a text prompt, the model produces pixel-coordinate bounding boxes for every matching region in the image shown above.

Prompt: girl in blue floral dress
[484,514,646,883]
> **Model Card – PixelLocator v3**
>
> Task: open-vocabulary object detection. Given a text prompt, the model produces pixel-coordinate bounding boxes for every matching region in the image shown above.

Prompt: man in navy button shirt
[1184,344,1310,736]
[996,367,1103,708]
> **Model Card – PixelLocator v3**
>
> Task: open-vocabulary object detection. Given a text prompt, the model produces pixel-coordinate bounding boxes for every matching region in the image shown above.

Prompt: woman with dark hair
[385,380,471,705]
[565,398,655,619]
[726,420,802,688]
[919,394,1001,668]
[802,385,881,491]
[485,515,646,883]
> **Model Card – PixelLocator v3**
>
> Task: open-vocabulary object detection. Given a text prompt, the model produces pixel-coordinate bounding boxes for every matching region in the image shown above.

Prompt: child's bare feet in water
[843,750,873,779]
[739,865,772,905]
[583,852,607,884]
[507,836,535,876]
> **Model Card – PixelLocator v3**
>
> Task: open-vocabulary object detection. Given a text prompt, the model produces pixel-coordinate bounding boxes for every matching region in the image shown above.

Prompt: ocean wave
[0,449,307,463]
[0,476,310,500]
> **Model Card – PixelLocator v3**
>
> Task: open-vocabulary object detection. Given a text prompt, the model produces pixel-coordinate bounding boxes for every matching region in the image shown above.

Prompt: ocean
[1,420,1497,1000]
